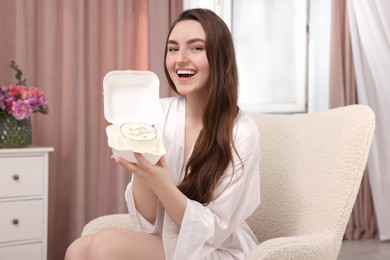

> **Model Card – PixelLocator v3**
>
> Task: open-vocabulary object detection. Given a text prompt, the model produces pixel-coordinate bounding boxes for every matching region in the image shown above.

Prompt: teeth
[177,70,196,75]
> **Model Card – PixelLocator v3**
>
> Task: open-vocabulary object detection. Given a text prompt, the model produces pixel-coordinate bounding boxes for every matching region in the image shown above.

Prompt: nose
[176,49,190,65]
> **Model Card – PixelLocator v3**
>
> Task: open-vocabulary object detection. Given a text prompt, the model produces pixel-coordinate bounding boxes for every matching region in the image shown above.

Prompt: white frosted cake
[120,122,159,150]
[107,122,161,153]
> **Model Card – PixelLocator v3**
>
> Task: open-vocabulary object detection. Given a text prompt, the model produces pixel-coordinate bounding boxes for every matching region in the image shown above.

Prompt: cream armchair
[82,105,375,260]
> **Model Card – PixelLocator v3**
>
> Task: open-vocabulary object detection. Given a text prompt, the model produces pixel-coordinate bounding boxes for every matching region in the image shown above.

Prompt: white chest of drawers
[0,147,53,260]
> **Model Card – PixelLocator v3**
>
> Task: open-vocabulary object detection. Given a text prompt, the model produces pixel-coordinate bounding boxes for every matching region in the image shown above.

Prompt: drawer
[0,200,43,243]
[0,242,42,260]
[0,156,44,198]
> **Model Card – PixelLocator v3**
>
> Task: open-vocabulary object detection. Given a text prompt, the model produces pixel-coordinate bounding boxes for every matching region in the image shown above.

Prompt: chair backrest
[246,105,375,249]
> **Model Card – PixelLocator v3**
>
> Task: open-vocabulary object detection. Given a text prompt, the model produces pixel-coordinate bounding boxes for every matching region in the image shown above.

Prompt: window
[232,0,308,113]
[183,0,331,113]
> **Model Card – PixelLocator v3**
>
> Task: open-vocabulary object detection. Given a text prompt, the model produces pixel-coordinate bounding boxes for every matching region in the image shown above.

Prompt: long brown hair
[164,8,239,205]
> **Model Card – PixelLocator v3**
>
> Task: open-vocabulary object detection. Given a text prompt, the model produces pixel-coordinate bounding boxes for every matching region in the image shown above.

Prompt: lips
[176,69,197,78]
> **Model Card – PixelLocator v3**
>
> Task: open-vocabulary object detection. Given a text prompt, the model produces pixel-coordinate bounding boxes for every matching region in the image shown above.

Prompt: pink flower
[11,99,33,120]
[0,85,49,120]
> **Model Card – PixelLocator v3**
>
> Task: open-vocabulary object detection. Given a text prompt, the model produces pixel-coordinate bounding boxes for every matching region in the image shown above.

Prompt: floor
[338,239,390,260]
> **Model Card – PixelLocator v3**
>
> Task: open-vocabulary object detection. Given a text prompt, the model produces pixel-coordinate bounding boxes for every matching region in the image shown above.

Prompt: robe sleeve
[124,182,165,235]
[165,113,261,259]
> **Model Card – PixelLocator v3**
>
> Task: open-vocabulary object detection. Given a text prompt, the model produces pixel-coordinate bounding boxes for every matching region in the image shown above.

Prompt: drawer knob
[13,174,20,181]
[12,219,19,225]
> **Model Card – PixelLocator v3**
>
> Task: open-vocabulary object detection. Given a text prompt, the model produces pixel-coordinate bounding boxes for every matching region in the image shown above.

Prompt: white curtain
[347,0,390,241]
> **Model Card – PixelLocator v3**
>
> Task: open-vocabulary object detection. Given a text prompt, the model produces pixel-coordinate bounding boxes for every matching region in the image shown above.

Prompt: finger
[114,157,139,173]
[134,153,156,172]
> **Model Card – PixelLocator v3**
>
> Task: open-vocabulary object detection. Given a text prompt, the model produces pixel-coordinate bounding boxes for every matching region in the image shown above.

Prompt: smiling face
[165,20,210,97]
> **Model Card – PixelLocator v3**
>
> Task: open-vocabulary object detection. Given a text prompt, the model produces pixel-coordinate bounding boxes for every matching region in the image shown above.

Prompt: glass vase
[0,114,32,148]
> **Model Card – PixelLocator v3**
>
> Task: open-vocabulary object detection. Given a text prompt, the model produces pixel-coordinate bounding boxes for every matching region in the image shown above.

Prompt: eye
[191,46,204,52]
[168,46,179,53]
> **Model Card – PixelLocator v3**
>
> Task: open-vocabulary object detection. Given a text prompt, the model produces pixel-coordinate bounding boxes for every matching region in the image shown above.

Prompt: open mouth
[177,69,197,78]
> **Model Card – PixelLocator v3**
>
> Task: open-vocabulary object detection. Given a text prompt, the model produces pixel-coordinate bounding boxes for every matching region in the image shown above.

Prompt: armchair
[82,105,375,260]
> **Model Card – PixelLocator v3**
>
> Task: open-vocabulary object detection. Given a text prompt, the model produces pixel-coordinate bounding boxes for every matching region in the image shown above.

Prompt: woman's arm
[116,154,187,226]
[147,156,187,225]
[112,155,158,224]
[132,174,158,224]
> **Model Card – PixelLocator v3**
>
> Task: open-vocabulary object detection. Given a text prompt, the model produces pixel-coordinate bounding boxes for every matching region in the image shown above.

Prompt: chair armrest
[81,214,135,236]
[246,232,337,260]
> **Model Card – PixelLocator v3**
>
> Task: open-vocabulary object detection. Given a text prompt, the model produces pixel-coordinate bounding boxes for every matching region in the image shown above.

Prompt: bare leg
[64,229,165,260]
[64,235,93,260]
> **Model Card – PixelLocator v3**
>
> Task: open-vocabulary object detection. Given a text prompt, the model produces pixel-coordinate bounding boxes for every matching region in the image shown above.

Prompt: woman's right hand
[114,153,187,226]
[112,155,159,223]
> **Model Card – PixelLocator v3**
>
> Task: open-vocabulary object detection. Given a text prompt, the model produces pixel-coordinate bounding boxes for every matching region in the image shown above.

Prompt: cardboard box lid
[103,70,162,126]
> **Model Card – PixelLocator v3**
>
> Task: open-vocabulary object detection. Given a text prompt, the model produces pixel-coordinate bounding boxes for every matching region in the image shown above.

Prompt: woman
[65,8,260,260]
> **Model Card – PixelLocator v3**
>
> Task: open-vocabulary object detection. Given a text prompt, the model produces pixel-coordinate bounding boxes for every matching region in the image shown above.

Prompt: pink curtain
[0,0,182,259]
[329,0,378,240]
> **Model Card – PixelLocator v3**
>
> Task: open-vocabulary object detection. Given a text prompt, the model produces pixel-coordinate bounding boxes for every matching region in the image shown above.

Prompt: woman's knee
[86,229,125,259]
[64,235,92,260]
[87,229,165,260]
[65,231,116,260]
[66,229,165,260]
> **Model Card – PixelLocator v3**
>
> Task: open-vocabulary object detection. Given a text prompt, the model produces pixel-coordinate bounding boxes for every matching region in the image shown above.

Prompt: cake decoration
[120,122,157,141]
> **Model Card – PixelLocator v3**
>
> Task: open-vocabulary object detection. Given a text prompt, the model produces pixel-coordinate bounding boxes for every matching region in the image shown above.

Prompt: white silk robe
[125,96,260,260]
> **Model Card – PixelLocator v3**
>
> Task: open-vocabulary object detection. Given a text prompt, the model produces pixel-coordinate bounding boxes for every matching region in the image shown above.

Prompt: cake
[105,122,164,164]
[108,122,160,152]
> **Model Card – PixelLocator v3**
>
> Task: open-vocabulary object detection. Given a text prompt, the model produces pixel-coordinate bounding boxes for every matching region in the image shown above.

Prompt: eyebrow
[167,38,206,45]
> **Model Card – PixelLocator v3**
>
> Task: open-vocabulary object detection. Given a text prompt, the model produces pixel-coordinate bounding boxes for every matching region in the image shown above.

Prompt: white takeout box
[103,70,165,164]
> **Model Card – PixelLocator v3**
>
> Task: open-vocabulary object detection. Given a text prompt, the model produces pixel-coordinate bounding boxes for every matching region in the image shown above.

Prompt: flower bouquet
[0,61,49,148]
